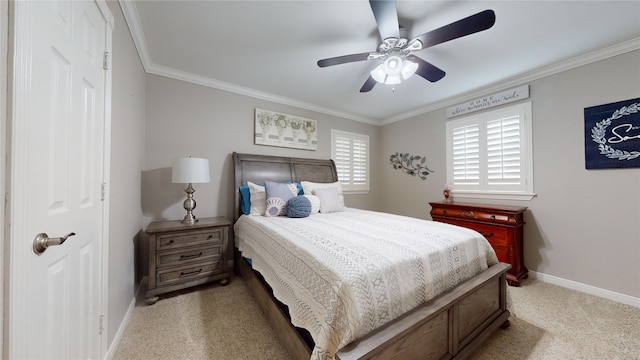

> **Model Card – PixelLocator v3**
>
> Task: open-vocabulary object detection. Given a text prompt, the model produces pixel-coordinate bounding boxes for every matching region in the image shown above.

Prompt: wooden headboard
[232,152,338,221]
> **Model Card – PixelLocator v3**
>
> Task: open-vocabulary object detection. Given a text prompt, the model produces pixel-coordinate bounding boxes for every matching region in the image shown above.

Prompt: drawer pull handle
[460,211,477,219]
[180,268,203,277]
[207,235,213,239]
[480,232,494,238]
[490,215,496,220]
[180,252,203,260]
[168,240,174,244]
[442,210,447,214]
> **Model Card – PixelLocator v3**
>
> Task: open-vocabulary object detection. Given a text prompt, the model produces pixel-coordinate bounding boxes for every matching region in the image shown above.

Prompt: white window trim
[331,129,370,194]
[446,102,536,201]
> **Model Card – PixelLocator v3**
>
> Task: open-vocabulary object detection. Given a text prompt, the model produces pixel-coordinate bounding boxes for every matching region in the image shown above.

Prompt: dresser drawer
[436,218,509,247]
[156,261,223,287]
[466,223,509,248]
[157,228,223,250]
[492,246,510,264]
[156,245,223,269]
[431,207,513,225]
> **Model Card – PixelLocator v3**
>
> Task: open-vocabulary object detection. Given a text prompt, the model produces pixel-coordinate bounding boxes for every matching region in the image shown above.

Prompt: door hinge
[103,51,110,70]
[101,183,106,201]
[99,314,105,335]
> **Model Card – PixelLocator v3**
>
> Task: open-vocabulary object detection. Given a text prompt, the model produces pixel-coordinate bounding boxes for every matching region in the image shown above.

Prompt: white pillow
[247,181,266,216]
[300,181,344,205]
[302,194,321,214]
[313,187,345,213]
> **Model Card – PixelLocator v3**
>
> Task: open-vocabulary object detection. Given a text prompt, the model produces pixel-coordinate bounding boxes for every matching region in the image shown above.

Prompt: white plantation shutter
[334,136,351,183]
[332,130,369,192]
[446,102,533,199]
[452,123,480,186]
[487,115,521,185]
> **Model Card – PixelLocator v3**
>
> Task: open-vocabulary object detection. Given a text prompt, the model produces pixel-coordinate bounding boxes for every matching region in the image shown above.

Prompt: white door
[9,1,112,359]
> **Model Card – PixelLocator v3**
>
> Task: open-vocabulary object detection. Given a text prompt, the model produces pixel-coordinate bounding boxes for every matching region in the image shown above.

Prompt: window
[446,102,534,200]
[331,129,369,193]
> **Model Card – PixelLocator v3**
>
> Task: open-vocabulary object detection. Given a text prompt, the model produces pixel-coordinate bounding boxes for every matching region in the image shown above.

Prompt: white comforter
[234,208,498,360]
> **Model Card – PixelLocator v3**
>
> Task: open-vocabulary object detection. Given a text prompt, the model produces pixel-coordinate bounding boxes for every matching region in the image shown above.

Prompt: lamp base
[181,215,198,225]
[181,183,199,225]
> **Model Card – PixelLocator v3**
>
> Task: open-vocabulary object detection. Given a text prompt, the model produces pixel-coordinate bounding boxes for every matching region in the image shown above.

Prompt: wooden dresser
[145,216,231,304]
[429,202,528,286]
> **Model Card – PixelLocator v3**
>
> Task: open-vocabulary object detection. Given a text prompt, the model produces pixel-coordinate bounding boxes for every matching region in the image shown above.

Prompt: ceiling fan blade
[369,0,399,40]
[412,9,496,49]
[360,76,377,93]
[412,56,446,82]
[317,52,371,67]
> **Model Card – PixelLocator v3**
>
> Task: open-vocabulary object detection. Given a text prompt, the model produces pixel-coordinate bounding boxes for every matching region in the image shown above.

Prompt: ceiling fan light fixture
[370,56,417,85]
[371,63,399,85]
[401,58,418,80]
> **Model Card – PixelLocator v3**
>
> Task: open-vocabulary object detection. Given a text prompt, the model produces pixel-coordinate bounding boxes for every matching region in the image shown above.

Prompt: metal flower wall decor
[389,152,434,180]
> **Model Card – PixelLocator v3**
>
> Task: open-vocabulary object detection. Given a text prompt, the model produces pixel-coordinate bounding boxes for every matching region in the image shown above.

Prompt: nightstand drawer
[156,261,223,287]
[157,228,223,250]
[157,245,222,268]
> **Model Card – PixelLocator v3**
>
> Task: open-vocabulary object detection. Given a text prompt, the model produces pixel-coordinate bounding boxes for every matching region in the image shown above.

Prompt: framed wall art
[254,108,317,151]
[584,98,639,169]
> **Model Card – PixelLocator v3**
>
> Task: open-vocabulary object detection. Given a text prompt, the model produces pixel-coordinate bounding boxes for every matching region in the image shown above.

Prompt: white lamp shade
[172,157,210,184]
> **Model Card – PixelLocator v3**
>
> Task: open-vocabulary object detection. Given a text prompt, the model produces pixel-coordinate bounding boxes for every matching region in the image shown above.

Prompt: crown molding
[146,63,378,125]
[119,0,152,72]
[381,37,640,126]
[119,0,639,127]
[118,1,376,125]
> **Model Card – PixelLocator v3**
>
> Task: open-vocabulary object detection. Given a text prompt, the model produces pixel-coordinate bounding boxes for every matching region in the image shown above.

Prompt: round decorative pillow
[285,196,312,218]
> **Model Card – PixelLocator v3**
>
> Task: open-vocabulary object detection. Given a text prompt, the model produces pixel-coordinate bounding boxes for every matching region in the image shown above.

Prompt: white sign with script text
[446,85,530,118]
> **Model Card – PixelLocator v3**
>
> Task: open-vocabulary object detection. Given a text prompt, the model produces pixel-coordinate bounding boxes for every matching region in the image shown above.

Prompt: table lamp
[172,156,210,224]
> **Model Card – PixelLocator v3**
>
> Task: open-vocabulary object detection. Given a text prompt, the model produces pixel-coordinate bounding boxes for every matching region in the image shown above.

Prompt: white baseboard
[103,279,145,360]
[529,271,640,308]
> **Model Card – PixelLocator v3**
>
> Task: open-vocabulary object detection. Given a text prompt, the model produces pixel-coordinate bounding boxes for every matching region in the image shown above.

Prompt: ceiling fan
[317,0,496,92]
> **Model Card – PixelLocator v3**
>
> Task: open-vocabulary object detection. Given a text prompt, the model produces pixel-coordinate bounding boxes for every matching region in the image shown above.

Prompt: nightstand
[144,216,231,304]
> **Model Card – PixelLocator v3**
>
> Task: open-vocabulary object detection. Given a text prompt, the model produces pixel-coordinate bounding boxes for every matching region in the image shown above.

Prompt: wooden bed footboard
[238,252,510,360]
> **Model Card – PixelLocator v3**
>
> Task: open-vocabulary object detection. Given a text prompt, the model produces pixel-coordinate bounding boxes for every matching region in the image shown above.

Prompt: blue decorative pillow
[264,181,299,217]
[239,185,251,215]
[285,196,312,218]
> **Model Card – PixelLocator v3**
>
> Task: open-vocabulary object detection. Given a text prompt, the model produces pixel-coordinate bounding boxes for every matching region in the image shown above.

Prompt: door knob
[33,232,76,254]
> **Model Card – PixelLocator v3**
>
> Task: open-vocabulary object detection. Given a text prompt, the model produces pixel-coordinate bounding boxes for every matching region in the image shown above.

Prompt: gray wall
[379,50,640,298]
[142,74,380,227]
[105,0,146,347]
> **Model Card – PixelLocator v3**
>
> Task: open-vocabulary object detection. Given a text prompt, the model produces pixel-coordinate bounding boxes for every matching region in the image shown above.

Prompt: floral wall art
[389,152,434,180]
[254,108,317,150]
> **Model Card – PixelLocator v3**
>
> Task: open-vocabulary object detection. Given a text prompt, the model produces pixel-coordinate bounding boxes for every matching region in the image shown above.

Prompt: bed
[232,152,510,360]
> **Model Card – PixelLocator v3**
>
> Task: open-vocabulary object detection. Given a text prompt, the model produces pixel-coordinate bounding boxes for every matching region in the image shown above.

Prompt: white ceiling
[120,1,640,125]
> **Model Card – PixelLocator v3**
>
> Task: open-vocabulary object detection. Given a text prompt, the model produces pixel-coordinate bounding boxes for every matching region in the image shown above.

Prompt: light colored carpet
[113,276,640,360]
